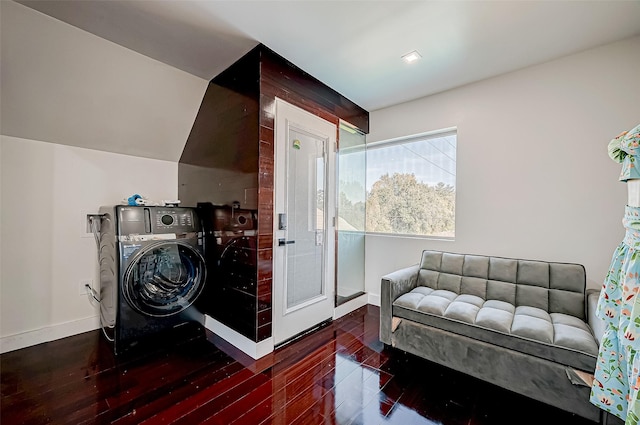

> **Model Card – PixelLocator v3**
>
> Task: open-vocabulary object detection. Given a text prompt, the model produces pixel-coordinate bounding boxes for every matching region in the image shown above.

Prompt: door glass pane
[337,121,366,305]
[286,127,325,310]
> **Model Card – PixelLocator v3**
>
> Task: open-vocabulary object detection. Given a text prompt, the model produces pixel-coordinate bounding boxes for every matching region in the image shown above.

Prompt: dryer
[98,205,207,354]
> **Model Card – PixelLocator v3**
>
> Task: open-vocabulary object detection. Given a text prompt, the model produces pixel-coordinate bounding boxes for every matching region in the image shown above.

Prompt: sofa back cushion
[417,250,586,319]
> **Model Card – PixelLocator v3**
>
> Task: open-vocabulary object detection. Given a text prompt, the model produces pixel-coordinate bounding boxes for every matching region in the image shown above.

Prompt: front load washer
[98,205,207,354]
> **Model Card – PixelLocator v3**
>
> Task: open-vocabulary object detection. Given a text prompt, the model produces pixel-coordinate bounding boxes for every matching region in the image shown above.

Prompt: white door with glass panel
[273,99,336,346]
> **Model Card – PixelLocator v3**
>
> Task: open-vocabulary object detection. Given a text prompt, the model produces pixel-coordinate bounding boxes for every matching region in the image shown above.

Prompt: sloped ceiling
[2,1,639,162]
[16,0,640,111]
[0,1,208,162]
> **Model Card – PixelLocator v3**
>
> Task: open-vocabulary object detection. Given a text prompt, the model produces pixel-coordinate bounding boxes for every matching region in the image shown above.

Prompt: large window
[366,129,456,238]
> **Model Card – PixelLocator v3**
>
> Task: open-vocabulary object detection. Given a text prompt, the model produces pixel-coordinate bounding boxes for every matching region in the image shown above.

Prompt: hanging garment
[590,205,640,425]
[608,124,640,182]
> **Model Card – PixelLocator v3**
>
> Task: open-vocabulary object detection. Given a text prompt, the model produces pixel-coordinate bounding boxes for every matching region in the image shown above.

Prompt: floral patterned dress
[591,125,640,424]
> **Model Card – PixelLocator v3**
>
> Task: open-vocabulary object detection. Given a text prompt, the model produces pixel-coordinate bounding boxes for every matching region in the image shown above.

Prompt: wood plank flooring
[1,305,600,424]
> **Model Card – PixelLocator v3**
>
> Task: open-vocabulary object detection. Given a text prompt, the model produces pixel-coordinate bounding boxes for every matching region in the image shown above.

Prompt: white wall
[0,1,207,162]
[0,136,179,352]
[365,36,640,303]
[0,2,208,352]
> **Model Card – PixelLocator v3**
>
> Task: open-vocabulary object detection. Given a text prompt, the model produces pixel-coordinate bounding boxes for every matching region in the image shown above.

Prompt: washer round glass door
[123,241,206,317]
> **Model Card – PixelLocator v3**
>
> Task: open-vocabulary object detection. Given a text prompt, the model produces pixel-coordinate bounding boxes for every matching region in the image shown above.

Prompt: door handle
[278,238,295,246]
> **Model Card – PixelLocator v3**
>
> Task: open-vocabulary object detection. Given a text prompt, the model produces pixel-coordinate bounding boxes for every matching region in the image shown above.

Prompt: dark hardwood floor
[1,305,600,424]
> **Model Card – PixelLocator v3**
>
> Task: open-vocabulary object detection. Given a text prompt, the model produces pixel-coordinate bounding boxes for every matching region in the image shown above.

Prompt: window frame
[365,127,457,240]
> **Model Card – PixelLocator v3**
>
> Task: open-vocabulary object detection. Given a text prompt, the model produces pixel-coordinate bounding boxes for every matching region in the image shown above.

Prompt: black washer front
[123,240,206,317]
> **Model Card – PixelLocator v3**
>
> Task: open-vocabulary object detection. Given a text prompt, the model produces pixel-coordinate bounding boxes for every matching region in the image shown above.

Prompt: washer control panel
[156,209,193,229]
[117,206,200,235]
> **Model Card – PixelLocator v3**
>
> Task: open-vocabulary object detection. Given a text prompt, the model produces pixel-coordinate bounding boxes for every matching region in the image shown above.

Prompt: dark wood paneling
[257,278,272,306]
[254,42,370,343]
[259,94,276,130]
[257,249,273,282]
[180,46,260,171]
[179,48,261,341]
[179,49,262,341]
[180,43,369,343]
[257,155,274,189]
[180,82,260,171]
[259,46,369,133]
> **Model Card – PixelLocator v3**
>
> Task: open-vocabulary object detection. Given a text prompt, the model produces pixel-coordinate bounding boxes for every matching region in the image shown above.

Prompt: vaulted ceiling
[16,0,640,112]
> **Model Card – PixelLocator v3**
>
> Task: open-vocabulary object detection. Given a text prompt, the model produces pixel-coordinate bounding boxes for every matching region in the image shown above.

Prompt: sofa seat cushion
[393,287,598,371]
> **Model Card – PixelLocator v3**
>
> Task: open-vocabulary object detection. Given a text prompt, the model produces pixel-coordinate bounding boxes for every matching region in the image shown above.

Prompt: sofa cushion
[475,300,514,333]
[393,287,598,371]
[511,306,553,343]
[417,250,587,320]
[517,261,549,287]
[489,257,518,282]
[416,289,455,315]
[463,255,489,278]
[486,280,516,304]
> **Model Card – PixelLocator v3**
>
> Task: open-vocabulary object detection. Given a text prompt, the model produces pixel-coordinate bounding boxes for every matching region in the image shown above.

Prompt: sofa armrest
[586,288,604,346]
[380,264,420,344]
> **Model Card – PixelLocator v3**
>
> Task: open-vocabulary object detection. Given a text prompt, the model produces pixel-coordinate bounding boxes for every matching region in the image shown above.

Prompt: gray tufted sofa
[380,250,608,422]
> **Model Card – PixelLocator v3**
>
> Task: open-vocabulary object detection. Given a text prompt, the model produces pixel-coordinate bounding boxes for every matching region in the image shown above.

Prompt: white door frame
[273,98,336,346]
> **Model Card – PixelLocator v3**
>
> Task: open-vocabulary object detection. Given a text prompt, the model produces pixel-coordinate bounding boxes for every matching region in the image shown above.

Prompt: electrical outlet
[82,213,101,238]
[82,213,93,238]
[80,279,93,296]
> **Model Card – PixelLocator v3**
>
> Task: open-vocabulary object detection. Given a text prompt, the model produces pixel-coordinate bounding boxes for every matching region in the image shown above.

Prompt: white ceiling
[16,0,640,112]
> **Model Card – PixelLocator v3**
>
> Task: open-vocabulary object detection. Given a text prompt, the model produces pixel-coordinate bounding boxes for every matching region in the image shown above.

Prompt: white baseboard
[0,315,101,354]
[204,315,274,360]
[334,293,368,320]
[0,300,380,356]
[337,285,364,298]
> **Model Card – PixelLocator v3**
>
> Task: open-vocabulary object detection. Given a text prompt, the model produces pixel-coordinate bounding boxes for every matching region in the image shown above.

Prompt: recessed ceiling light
[402,50,421,64]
